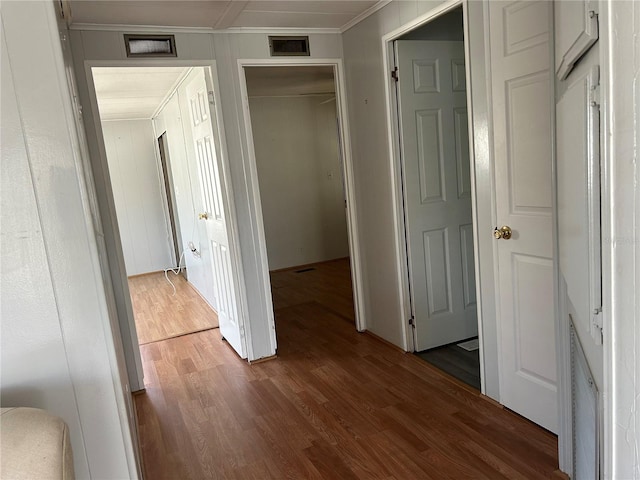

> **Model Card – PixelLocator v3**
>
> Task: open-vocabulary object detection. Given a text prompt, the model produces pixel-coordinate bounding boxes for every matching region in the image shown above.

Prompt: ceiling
[69,1,386,30]
[245,65,335,97]
[94,65,334,120]
[93,66,189,120]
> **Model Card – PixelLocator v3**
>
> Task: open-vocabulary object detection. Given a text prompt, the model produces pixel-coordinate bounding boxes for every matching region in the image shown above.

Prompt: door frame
[236,57,367,333]
[156,131,181,268]
[82,59,250,385]
[381,0,496,393]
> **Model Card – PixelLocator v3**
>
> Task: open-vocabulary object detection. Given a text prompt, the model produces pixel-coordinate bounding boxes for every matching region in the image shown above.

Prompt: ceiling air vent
[269,36,310,57]
[124,34,177,57]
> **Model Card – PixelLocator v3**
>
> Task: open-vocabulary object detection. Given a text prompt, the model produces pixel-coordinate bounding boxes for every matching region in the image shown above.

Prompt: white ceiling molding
[68,23,343,35]
[68,23,216,33]
[223,26,340,34]
[340,0,393,33]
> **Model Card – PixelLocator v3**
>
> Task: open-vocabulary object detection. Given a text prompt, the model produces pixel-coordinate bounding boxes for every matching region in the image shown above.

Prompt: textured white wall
[249,95,349,270]
[102,120,174,276]
[1,2,137,478]
[605,1,640,477]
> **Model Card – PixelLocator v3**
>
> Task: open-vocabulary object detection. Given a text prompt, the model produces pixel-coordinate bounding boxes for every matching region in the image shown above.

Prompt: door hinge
[589,67,601,109]
[391,66,399,82]
[75,100,83,121]
[591,309,603,345]
[208,90,215,106]
[408,316,415,328]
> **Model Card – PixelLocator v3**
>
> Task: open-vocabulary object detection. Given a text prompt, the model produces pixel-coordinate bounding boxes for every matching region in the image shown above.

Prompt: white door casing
[488,0,558,433]
[395,40,478,351]
[185,68,246,358]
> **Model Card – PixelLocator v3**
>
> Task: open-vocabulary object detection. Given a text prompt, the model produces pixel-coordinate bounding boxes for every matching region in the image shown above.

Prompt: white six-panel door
[185,68,246,358]
[488,0,558,433]
[396,40,478,351]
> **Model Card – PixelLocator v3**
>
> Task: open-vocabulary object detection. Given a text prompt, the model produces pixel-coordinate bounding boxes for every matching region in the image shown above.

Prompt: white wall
[605,1,640,476]
[1,2,138,478]
[249,95,349,270]
[102,119,174,276]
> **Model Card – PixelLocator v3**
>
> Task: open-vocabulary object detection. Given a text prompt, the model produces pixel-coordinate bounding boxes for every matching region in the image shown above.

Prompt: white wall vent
[268,36,310,56]
[570,318,600,479]
[124,34,177,57]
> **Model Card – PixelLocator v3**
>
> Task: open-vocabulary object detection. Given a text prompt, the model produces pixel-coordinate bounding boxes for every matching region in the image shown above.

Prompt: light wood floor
[129,272,219,345]
[134,259,559,479]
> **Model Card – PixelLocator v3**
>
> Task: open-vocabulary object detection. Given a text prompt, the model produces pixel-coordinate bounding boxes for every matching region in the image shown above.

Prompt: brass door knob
[494,225,512,240]
[198,212,209,220]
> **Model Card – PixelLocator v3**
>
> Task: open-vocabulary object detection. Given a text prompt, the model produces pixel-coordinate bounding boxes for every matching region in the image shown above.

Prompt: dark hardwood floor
[416,340,481,390]
[270,258,355,323]
[133,259,560,479]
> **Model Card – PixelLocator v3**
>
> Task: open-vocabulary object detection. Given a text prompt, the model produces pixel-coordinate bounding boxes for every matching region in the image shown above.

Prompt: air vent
[124,34,177,57]
[269,36,310,57]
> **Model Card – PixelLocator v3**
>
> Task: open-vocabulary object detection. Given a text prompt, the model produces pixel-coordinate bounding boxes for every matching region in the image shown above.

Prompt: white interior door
[396,40,477,351]
[488,0,557,433]
[185,68,246,358]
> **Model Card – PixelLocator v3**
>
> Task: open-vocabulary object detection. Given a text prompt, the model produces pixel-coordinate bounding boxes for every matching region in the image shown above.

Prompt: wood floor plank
[129,272,219,345]
[133,258,559,478]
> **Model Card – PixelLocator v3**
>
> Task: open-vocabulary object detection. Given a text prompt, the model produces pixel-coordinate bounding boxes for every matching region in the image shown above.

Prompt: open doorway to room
[91,66,228,350]
[392,7,480,390]
[243,65,358,335]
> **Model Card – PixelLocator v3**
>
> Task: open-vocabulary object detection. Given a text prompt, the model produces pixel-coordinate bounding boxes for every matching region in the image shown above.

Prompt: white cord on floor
[164,250,186,296]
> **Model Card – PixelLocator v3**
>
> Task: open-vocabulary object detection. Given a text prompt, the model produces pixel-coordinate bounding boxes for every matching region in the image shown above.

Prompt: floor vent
[570,318,600,479]
[295,267,316,274]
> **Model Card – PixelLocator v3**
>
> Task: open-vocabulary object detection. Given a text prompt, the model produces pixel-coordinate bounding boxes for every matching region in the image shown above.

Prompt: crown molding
[69,23,215,33]
[223,26,341,34]
[69,22,343,35]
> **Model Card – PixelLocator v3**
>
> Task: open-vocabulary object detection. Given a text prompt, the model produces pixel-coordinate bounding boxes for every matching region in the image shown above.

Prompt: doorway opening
[239,62,363,349]
[90,65,240,358]
[243,65,357,336]
[390,7,480,390]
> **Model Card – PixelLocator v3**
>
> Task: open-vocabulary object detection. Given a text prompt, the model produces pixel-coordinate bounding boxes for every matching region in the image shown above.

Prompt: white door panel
[186,68,245,358]
[396,40,477,351]
[489,0,558,433]
[177,73,217,310]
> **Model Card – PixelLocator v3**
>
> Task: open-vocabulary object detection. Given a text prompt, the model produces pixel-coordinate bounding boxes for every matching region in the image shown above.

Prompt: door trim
[236,57,367,334]
[380,0,501,401]
[82,59,250,382]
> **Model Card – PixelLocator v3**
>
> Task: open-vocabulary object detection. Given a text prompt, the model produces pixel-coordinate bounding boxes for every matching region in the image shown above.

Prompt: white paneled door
[185,68,246,358]
[489,1,557,433]
[396,40,478,351]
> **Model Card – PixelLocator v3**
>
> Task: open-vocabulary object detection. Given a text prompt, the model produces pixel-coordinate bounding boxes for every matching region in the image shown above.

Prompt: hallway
[133,261,560,479]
